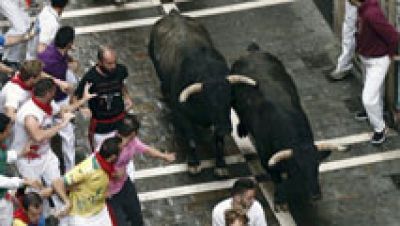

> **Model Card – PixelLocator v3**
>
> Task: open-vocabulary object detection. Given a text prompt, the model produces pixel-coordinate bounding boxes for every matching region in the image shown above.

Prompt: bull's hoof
[274,203,289,212]
[188,164,202,175]
[214,167,229,178]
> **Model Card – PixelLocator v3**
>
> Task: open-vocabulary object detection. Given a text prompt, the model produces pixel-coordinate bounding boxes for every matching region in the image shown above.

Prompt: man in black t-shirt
[74,45,133,152]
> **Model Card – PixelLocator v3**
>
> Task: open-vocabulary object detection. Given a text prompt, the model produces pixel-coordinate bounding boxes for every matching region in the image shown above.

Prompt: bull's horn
[268,149,293,167]
[179,83,203,103]
[226,75,257,86]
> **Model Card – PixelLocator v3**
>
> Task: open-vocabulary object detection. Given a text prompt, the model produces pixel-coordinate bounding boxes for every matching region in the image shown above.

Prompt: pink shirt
[107,137,149,196]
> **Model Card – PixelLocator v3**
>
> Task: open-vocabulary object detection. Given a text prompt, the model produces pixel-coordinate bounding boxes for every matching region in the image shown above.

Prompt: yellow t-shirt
[13,219,27,226]
[64,156,109,217]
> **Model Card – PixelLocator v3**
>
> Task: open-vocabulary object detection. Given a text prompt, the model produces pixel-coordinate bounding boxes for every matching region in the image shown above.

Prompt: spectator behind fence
[349,0,400,144]
[329,0,357,80]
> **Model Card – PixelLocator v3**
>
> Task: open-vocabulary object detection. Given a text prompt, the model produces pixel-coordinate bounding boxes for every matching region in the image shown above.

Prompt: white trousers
[336,0,357,72]
[52,69,78,172]
[55,97,76,172]
[0,0,30,63]
[0,198,13,226]
[94,131,136,182]
[360,55,390,132]
[67,206,113,226]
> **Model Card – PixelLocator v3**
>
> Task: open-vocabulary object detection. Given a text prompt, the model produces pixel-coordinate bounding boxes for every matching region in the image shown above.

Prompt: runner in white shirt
[27,0,69,59]
[11,78,95,224]
[212,178,267,226]
[0,0,31,66]
[0,60,43,121]
[0,113,42,226]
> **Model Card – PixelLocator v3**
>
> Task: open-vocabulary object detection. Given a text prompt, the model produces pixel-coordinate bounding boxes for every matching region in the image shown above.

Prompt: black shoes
[354,110,386,144]
[371,129,386,145]
[328,66,352,81]
[355,111,368,121]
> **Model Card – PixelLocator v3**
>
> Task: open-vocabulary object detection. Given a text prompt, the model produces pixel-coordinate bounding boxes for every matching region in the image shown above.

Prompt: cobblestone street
[11,0,399,225]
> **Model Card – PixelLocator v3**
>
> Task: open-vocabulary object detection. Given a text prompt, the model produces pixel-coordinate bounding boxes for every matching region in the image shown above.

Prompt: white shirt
[0,175,23,190]
[212,198,267,226]
[38,5,60,45]
[11,99,59,156]
[0,0,30,33]
[0,81,31,114]
[0,149,22,190]
[27,5,60,59]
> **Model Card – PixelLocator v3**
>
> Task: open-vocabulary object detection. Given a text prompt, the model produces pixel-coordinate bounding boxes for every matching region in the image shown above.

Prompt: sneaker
[371,130,386,145]
[329,68,351,81]
[355,111,368,121]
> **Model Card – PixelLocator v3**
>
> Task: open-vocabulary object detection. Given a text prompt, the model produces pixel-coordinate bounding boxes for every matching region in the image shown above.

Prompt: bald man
[73,46,133,152]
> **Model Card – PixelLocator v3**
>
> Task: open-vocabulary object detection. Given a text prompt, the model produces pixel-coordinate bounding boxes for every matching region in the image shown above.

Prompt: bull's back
[150,12,214,77]
[231,52,300,107]
[231,51,314,152]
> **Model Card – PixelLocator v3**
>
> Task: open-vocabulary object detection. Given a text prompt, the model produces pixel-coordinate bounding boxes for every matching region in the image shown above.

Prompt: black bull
[231,44,334,210]
[148,10,256,176]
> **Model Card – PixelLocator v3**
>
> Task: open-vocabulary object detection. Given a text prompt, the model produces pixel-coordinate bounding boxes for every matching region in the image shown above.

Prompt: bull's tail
[247,42,260,52]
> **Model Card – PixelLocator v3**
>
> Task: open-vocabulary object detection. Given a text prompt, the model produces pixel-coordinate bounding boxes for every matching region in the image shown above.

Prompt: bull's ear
[317,151,331,162]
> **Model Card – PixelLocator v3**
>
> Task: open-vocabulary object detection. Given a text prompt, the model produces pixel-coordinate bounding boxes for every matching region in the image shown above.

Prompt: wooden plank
[333,0,345,38]
[384,0,398,126]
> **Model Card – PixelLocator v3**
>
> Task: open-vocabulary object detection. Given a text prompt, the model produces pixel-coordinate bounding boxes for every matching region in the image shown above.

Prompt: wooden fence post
[333,0,345,38]
[384,0,398,127]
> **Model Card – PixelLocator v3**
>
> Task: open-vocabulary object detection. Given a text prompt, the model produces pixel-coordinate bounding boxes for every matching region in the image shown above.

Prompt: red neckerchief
[95,152,115,177]
[31,96,52,116]
[11,74,32,91]
[13,208,30,224]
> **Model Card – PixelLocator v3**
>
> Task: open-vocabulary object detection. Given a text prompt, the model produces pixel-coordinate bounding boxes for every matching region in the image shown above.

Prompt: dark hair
[0,113,11,133]
[51,0,69,8]
[19,60,43,81]
[99,136,122,159]
[22,192,43,210]
[54,26,75,49]
[118,114,140,137]
[231,178,256,196]
[224,208,249,226]
[33,78,56,97]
